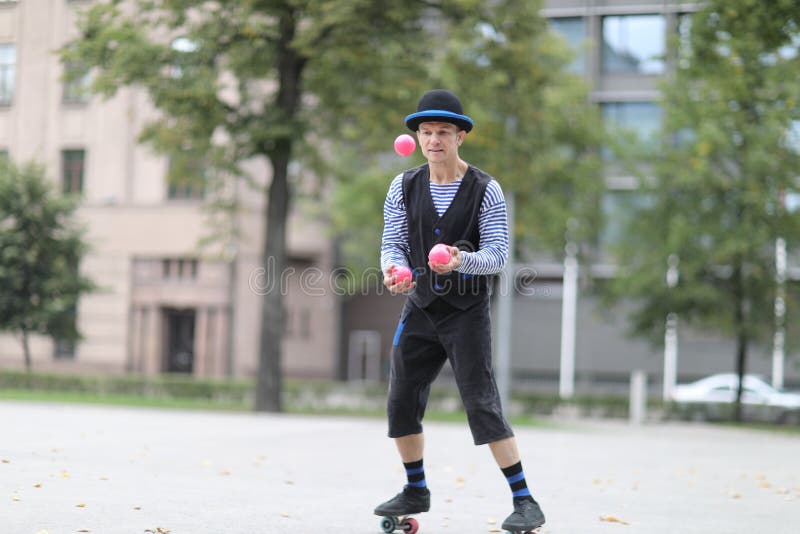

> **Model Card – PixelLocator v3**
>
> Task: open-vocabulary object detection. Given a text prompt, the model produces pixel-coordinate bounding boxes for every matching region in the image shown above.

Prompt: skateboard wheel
[401,517,419,534]
[380,516,396,533]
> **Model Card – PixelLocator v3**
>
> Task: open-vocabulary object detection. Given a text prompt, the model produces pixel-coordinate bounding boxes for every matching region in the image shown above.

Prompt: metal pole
[496,192,514,412]
[773,237,786,389]
[630,370,647,425]
[559,240,578,399]
[663,254,679,402]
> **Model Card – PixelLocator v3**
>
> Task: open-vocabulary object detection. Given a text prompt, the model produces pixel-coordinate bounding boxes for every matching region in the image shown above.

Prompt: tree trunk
[254,6,304,412]
[734,325,748,423]
[732,261,748,423]
[255,144,290,412]
[21,327,32,371]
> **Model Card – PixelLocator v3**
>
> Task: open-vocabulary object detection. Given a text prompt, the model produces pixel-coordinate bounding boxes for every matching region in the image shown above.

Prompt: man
[375,89,546,533]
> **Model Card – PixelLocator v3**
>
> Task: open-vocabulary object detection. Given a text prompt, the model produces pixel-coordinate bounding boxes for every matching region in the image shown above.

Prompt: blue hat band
[405,110,474,128]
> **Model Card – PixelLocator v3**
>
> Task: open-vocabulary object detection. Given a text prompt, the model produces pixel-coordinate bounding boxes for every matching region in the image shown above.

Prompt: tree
[0,159,95,370]
[64,0,599,412]
[605,0,800,421]
[331,1,603,274]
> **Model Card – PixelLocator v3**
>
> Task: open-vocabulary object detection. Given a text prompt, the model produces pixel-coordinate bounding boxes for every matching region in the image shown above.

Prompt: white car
[672,373,800,424]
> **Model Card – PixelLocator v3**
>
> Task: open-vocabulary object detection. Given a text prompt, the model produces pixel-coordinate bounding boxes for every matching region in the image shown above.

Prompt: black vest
[402,164,493,310]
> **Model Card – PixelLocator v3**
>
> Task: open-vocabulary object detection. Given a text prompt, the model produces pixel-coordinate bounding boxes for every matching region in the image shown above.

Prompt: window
[170,37,199,79]
[602,15,665,74]
[601,102,662,158]
[599,189,652,257]
[167,153,205,200]
[62,149,86,194]
[162,258,199,281]
[63,62,90,104]
[0,44,15,105]
[54,339,76,359]
[549,17,586,75]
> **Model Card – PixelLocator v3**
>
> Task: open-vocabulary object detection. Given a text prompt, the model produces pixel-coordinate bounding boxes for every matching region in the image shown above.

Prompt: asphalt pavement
[2,400,798,534]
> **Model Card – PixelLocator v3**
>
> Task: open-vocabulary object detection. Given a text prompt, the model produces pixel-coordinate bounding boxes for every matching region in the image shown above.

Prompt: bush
[0,370,254,404]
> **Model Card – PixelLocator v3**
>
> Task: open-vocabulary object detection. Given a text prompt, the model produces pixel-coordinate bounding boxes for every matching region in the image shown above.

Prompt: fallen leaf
[33,483,42,488]
[280,512,290,518]
[12,496,20,502]
[759,482,772,489]
[61,471,71,478]
[219,471,231,476]
[99,477,109,481]
[488,529,501,533]
[78,530,91,533]
[133,506,142,510]
[487,518,496,524]
[730,492,742,499]
[284,480,293,485]
[1,459,9,464]
[599,515,631,525]
[776,488,789,495]
[76,503,87,508]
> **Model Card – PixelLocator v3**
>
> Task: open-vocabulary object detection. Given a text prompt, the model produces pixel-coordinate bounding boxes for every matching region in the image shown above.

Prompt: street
[2,401,798,534]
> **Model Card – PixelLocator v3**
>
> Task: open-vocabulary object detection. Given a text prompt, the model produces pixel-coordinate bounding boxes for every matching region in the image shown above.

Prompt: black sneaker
[374,486,431,516]
[501,498,546,532]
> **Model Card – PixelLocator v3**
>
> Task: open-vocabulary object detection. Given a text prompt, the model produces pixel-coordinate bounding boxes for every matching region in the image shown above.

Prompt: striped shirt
[380,171,509,275]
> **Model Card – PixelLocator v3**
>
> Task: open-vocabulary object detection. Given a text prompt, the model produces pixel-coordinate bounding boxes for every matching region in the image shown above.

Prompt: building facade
[0,0,339,379]
[342,0,800,394]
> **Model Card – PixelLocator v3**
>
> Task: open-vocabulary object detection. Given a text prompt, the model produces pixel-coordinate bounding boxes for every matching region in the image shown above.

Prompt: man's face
[417,122,465,163]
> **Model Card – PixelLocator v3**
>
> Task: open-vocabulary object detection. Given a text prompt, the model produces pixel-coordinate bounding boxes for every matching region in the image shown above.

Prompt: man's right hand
[383,264,416,295]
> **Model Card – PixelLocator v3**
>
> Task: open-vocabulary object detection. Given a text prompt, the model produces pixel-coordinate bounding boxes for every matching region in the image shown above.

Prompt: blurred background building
[1,0,797,394]
[343,0,800,393]
[0,0,339,380]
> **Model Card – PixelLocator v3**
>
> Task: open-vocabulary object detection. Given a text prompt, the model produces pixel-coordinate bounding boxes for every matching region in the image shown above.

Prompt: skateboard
[378,514,419,534]
[505,528,543,534]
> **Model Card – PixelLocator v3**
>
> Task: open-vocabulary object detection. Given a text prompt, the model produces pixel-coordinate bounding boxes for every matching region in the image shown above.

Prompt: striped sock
[501,461,533,502]
[404,459,426,489]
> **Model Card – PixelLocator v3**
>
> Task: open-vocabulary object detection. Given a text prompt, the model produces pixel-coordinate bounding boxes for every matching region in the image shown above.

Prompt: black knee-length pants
[387,297,514,445]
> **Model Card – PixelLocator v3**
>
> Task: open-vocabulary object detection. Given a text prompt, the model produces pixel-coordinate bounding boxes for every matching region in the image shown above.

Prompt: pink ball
[391,265,413,283]
[428,244,451,266]
[394,134,416,157]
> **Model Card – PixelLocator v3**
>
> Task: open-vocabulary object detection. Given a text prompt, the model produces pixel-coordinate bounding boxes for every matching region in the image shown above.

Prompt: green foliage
[0,368,253,400]
[327,0,604,272]
[61,0,603,406]
[0,159,95,352]
[604,1,800,350]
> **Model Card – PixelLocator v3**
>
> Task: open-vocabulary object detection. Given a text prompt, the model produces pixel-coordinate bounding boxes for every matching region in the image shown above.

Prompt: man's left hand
[429,246,462,274]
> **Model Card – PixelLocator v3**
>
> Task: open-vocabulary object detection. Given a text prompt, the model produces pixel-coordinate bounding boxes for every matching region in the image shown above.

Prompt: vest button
[434,228,441,235]
[434,283,443,290]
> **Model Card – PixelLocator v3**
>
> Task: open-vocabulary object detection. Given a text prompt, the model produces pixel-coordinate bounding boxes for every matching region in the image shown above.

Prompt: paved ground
[2,401,799,534]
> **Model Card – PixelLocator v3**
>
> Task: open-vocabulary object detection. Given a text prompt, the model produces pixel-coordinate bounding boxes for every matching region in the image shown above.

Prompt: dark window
[163,308,195,374]
[162,258,199,280]
[62,149,86,194]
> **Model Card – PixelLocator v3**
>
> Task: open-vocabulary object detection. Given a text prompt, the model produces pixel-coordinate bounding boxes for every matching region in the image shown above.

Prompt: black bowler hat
[404,89,474,133]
